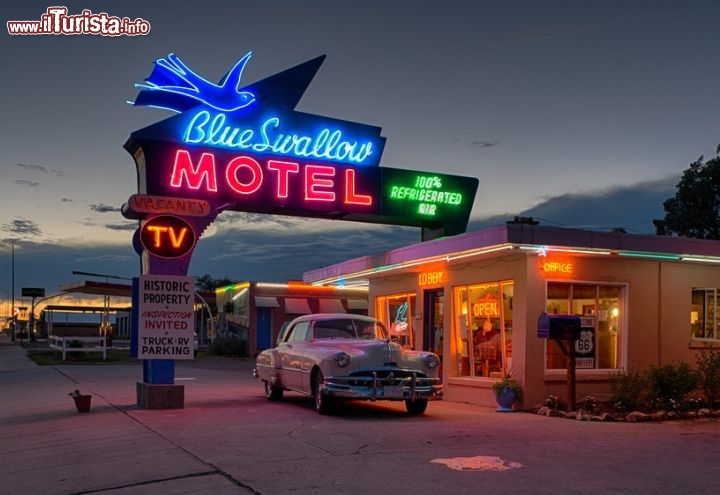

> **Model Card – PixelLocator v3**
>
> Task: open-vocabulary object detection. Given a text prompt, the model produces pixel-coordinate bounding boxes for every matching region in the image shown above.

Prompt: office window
[691,288,718,340]
[546,283,624,370]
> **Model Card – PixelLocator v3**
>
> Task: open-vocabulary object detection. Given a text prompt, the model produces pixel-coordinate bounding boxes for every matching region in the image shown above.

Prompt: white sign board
[138,274,195,360]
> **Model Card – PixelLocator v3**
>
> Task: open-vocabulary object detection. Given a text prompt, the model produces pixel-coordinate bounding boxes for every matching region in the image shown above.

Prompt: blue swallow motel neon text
[182,110,375,166]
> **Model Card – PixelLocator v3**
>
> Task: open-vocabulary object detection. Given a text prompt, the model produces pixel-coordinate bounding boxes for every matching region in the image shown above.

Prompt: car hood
[313,338,430,365]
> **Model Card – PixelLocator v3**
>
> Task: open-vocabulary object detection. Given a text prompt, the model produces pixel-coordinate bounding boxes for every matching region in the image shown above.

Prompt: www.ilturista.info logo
[7,7,150,36]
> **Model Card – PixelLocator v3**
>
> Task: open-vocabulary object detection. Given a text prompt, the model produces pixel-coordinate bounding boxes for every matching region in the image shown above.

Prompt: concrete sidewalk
[3,331,720,495]
[0,334,256,495]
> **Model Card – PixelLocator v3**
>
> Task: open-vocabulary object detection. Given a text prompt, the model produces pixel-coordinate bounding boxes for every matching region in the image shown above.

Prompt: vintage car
[253,313,442,415]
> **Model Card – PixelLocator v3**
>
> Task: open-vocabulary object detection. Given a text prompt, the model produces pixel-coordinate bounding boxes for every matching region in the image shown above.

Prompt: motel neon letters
[169,149,373,206]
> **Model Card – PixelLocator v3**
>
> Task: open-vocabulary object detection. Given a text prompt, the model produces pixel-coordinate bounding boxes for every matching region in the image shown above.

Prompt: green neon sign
[388,174,465,216]
[380,168,478,232]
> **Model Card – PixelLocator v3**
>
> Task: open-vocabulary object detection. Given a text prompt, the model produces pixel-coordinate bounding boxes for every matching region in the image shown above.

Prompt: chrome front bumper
[321,370,443,401]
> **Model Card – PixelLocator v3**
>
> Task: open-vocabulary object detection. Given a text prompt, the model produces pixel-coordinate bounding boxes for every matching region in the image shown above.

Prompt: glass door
[423,289,444,379]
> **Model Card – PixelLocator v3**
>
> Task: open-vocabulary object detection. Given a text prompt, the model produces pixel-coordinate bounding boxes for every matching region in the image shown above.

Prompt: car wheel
[314,370,334,415]
[264,380,284,401]
[405,398,428,415]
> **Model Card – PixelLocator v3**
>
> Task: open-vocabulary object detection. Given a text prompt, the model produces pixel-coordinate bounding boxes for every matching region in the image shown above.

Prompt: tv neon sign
[140,215,196,259]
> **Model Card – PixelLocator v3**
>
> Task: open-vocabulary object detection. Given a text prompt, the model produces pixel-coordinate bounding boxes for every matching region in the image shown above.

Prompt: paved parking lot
[1,339,719,495]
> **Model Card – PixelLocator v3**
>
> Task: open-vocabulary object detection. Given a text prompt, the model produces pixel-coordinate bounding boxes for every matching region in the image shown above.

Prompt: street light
[72,270,132,281]
[0,290,7,332]
[1,240,16,342]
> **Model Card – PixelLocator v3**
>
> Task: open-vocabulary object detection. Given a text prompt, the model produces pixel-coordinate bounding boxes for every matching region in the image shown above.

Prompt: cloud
[469,176,677,235]
[2,176,681,295]
[90,203,122,213]
[16,163,47,173]
[104,222,137,231]
[215,211,301,229]
[61,198,72,203]
[1,218,42,236]
[193,223,419,282]
[470,140,500,148]
[16,163,65,177]
[74,254,134,263]
[14,180,39,187]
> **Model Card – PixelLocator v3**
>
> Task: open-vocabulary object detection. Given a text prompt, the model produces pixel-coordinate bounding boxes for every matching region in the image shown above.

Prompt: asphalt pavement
[2,332,720,495]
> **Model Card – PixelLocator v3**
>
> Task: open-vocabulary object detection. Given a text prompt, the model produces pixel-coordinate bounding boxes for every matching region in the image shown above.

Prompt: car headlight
[334,352,350,367]
[423,354,440,369]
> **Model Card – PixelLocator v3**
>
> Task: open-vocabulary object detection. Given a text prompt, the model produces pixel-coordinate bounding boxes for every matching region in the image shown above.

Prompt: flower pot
[72,394,92,413]
[494,387,517,412]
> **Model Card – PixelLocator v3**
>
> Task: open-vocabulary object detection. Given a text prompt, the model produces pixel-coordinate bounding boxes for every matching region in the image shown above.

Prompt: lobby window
[691,288,718,340]
[376,293,416,348]
[453,281,513,378]
[546,283,624,370]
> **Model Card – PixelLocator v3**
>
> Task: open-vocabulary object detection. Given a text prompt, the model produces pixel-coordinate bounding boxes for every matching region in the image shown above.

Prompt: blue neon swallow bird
[132,52,256,113]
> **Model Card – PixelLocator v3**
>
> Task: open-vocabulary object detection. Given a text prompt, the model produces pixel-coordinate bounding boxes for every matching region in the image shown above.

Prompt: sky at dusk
[1,1,719,314]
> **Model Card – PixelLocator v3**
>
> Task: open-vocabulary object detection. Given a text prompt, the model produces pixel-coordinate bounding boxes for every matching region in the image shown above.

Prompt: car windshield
[313,318,389,340]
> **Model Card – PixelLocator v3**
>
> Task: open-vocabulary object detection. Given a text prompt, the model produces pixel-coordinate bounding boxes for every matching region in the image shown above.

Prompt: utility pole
[10,241,14,342]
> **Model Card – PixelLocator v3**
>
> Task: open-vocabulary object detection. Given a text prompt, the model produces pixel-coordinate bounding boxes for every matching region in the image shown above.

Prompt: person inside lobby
[473,317,501,377]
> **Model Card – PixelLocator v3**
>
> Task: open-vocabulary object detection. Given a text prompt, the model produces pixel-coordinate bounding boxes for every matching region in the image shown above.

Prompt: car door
[278,320,310,390]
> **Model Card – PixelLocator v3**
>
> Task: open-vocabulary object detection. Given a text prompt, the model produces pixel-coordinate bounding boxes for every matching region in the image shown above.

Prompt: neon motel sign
[124,51,479,272]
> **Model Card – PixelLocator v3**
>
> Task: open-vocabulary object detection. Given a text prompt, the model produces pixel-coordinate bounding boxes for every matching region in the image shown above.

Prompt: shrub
[545,394,566,411]
[609,368,646,412]
[646,362,700,411]
[580,395,598,413]
[695,348,720,408]
[208,336,247,357]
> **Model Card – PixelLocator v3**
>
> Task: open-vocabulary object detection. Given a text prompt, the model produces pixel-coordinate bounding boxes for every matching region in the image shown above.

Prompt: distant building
[215,281,368,355]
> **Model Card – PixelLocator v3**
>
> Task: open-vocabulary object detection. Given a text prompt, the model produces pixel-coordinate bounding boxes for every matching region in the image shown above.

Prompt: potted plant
[69,389,92,413]
[492,375,523,412]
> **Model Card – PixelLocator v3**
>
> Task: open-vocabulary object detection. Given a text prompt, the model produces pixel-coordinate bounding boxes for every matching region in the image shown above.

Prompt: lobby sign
[137,274,194,360]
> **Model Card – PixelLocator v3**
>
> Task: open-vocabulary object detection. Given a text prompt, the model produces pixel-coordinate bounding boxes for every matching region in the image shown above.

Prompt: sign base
[136,382,184,409]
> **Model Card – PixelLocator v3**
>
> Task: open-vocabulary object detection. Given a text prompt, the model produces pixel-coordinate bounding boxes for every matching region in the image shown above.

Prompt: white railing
[48,336,107,361]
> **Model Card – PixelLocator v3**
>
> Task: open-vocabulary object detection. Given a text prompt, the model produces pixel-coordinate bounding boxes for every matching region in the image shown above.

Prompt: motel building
[300,222,720,408]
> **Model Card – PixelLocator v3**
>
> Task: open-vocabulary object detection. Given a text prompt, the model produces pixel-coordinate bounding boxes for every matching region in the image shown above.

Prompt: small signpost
[538,312,582,409]
[137,274,194,360]
[21,287,45,341]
